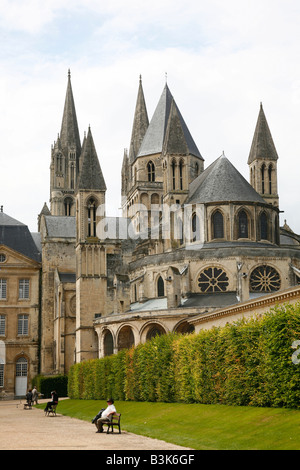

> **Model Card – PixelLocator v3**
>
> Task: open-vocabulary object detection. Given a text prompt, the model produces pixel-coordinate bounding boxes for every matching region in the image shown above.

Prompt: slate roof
[43,215,76,238]
[137,84,202,160]
[188,154,266,204]
[58,272,76,283]
[78,127,106,191]
[0,212,41,262]
[182,292,238,308]
[248,103,278,164]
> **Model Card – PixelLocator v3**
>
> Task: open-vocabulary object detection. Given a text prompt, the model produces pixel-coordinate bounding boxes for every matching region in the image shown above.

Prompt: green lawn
[36,399,300,450]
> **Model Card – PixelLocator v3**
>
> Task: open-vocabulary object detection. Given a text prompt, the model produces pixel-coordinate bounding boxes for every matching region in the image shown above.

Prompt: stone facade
[1,73,300,396]
[0,213,41,396]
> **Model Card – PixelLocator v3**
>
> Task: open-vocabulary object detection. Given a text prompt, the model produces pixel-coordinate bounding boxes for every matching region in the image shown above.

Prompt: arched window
[198,267,229,293]
[179,160,184,190]
[212,210,224,239]
[238,210,248,238]
[157,276,165,297]
[260,212,268,240]
[56,153,63,173]
[195,162,199,177]
[87,198,97,237]
[146,324,165,341]
[250,265,281,292]
[268,164,272,194]
[261,164,266,194]
[147,161,155,182]
[103,330,113,356]
[172,160,176,190]
[117,326,134,351]
[70,162,75,189]
[64,197,73,216]
[191,213,200,242]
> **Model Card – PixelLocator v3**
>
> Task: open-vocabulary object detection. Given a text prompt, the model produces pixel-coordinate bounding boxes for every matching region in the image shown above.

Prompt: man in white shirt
[96,399,117,433]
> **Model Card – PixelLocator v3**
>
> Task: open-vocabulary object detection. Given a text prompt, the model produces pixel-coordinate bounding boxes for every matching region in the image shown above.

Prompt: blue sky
[1,0,300,234]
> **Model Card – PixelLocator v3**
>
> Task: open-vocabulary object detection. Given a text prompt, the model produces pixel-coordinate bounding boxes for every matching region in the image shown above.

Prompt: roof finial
[68,69,71,79]
[165,72,168,84]
[139,74,142,83]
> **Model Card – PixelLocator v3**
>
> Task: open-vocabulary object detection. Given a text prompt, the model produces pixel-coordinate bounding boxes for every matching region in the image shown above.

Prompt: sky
[1,0,300,234]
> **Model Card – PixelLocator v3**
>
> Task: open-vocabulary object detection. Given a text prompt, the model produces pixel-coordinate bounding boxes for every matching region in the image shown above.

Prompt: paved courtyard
[0,399,190,451]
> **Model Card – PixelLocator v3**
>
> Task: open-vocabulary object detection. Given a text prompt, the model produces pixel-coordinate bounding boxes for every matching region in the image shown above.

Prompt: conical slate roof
[60,70,81,159]
[0,212,41,262]
[137,84,202,160]
[188,154,266,204]
[248,103,278,164]
[78,127,106,191]
[129,76,149,163]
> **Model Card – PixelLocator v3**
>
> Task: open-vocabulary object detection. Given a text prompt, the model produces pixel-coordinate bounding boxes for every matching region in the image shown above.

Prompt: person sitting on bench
[44,390,58,412]
[95,399,116,433]
[25,389,33,406]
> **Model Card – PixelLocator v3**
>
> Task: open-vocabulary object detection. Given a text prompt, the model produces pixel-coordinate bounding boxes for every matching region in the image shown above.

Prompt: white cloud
[0,0,300,235]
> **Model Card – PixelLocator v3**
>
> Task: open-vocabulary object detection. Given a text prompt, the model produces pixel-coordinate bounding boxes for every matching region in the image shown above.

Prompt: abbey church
[1,72,300,396]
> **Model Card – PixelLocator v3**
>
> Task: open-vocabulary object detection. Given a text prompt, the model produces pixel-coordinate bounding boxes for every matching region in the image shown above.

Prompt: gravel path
[0,400,191,451]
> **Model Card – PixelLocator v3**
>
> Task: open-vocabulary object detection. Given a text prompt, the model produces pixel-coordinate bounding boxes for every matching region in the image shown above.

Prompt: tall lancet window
[260,212,268,240]
[147,161,155,182]
[56,153,63,173]
[172,160,176,190]
[70,162,75,189]
[238,210,248,238]
[87,198,97,237]
[212,210,224,239]
[179,160,184,190]
[261,164,266,194]
[191,212,200,242]
[157,276,165,297]
[268,164,273,194]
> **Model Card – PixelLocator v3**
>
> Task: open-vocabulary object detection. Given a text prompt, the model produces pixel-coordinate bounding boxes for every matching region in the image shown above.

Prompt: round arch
[103,329,114,357]
[174,321,195,335]
[140,321,168,343]
[117,325,135,351]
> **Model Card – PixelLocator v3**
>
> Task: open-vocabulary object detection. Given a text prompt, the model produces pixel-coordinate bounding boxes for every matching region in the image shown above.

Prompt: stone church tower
[248,103,279,207]
[75,126,107,363]
[50,70,81,217]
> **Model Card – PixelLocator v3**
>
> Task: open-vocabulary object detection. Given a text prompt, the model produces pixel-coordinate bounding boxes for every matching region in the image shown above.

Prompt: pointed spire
[129,75,149,163]
[163,99,190,155]
[248,103,278,164]
[60,70,81,160]
[78,127,106,191]
[138,84,202,159]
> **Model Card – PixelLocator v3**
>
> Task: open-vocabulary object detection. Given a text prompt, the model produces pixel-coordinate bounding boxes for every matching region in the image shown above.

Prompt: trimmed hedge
[68,303,300,408]
[32,374,68,399]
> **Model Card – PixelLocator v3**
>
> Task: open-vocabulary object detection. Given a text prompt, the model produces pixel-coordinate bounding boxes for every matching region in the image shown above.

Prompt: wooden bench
[103,413,121,434]
[45,404,57,416]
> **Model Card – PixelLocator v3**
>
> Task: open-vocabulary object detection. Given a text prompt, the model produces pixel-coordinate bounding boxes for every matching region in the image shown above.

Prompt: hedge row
[32,374,68,399]
[68,303,300,408]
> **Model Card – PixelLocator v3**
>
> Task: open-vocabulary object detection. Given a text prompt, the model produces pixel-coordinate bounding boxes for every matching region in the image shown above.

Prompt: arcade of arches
[100,321,195,357]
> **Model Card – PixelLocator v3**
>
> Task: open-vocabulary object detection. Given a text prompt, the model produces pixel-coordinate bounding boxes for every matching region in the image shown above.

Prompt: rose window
[250,265,281,292]
[198,267,229,293]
